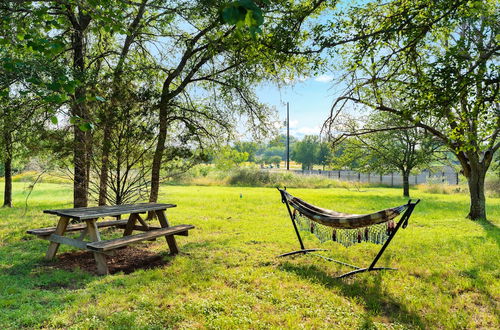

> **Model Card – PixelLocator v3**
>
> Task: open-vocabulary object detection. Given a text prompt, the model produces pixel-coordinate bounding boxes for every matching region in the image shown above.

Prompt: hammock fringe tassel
[277,188,420,279]
[295,214,396,247]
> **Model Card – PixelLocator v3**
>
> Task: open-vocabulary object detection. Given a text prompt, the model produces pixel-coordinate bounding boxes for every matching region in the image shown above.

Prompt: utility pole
[286,102,290,170]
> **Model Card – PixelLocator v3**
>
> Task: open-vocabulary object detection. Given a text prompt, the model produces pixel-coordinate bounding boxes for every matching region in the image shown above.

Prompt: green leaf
[95,96,106,102]
[62,81,76,94]
[47,82,62,91]
[78,122,94,131]
[44,94,63,103]
[50,116,58,124]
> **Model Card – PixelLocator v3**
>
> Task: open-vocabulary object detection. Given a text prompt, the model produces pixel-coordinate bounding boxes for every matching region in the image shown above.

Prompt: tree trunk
[2,115,12,208]
[70,8,91,208]
[149,129,166,204]
[3,157,12,207]
[73,118,89,208]
[466,166,487,220]
[402,170,410,198]
[149,102,169,205]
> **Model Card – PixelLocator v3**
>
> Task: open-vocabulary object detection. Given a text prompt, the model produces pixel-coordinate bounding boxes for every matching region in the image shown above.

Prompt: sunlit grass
[0,183,498,328]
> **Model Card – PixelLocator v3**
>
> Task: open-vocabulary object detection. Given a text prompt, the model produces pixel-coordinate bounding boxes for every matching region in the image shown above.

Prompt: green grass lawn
[0,183,499,329]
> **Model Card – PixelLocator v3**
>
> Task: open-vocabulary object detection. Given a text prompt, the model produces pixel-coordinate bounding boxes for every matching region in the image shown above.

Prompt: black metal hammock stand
[277,188,420,279]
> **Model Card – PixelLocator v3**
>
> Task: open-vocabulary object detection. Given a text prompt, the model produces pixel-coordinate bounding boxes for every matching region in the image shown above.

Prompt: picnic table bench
[27,203,194,275]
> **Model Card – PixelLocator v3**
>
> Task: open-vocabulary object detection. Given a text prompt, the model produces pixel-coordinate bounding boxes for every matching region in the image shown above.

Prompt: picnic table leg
[45,216,70,259]
[123,213,138,236]
[155,210,179,255]
[86,219,109,275]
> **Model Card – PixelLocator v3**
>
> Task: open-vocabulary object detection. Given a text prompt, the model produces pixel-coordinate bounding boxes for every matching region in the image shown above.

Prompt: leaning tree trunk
[149,125,167,204]
[3,157,12,207]
[466,166,487,220]
[148,101,169,219]
[402,169,410,198]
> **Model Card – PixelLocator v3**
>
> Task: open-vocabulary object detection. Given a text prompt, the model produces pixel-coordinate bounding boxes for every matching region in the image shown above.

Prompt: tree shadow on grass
[279,262,426,329]
[476,218,500,248]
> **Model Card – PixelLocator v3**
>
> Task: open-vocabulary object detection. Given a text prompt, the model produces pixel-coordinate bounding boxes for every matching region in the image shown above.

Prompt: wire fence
[264,166,460,186]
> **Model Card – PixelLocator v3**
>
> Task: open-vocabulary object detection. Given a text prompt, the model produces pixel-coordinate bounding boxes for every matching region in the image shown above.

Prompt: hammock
[281,189,408,229]
[277,188,420,279]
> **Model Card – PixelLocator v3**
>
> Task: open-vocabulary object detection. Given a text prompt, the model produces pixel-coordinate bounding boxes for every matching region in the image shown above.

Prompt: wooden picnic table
[27,203,194,275]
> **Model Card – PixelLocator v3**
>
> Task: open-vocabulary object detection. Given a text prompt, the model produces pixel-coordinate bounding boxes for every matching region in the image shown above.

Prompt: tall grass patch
[173,167,370,189]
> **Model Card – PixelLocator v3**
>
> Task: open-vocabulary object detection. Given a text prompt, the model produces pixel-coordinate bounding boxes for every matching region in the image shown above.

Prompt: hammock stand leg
[277,190,327,258]
[335,201,419,279]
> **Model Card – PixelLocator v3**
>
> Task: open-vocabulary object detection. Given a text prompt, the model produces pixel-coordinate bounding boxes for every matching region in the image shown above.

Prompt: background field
[0,183,499,328]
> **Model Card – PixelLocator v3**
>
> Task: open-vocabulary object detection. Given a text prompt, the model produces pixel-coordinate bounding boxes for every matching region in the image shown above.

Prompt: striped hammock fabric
[281,189,408,229]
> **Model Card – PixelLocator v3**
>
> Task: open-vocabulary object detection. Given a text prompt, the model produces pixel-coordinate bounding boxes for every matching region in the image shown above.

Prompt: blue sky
[255,74,341,139]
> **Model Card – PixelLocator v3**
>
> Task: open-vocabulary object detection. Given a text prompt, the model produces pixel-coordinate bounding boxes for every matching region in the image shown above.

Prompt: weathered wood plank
[45,216,70,259]
[115,224,161,231]
[87,225,194,252]
[155,210,179,254]
[86,219,109,275]
[27,220,129,236]
[43,203,176,220]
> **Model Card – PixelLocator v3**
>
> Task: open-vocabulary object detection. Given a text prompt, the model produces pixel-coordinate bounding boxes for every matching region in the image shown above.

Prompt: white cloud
[289,119,299,128]
[314,74,334,83]
[291,126,322,136]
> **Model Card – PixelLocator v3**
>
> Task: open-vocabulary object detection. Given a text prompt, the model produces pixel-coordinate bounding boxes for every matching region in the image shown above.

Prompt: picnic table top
[43,203,176,220]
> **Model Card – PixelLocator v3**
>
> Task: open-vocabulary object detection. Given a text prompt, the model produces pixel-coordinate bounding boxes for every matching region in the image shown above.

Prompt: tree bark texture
[2,113,12,207]
[402,170,410,198]
[466,165,487,220]
[149,104,168,204]
[70,8,91,208]
[3,157,12,207]
[456,150,492,220]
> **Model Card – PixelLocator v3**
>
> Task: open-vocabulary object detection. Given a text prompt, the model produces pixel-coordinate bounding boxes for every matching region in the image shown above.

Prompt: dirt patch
[48,246,170,275]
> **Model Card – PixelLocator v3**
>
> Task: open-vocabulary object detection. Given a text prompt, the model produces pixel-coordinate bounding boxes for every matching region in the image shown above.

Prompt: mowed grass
[0,183,499,329]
